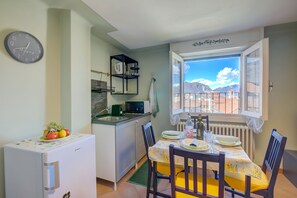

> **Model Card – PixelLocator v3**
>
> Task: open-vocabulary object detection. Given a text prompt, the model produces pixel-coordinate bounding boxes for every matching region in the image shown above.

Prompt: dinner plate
[162,131,182,136]
[213,139,241,146]
[161,131,183,140]
[180,138,210,151]
[214,135,239,143]
[213,135,241,146]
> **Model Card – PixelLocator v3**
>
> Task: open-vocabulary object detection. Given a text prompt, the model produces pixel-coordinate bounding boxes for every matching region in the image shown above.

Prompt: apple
[46,131,57,140]
[65,128,71,136]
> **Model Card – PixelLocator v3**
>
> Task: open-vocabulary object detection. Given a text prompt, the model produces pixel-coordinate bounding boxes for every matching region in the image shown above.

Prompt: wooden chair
[191,115,209,130]
[142,121,182,198]
[169,144,225,198]
[225,129,287,198]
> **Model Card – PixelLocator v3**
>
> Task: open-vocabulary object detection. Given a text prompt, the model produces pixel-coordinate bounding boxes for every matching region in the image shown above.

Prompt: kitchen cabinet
[110,54,139,95]
[116,121,136,181]
[92,115,150,191]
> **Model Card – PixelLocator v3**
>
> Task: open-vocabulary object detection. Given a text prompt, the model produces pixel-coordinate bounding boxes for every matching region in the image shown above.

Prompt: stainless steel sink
[96,116,128,122]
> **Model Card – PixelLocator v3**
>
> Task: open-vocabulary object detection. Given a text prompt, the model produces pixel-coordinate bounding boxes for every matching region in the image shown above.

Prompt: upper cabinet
[110,54,139,95]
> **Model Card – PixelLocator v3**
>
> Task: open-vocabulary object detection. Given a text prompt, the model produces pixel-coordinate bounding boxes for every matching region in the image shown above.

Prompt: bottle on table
[196,114,205,140]
[184,113,194,138]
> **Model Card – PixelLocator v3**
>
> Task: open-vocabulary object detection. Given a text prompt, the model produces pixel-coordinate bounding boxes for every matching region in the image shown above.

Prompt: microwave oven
[125,100,150,114]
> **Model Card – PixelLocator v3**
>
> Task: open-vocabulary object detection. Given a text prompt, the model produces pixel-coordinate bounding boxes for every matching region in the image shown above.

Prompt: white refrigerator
[4,133,97,198]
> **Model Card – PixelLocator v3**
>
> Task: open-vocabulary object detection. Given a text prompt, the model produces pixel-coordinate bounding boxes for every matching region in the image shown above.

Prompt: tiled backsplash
[91,80,107,117]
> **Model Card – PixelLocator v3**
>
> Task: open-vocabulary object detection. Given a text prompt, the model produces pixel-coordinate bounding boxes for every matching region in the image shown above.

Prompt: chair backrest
[169,144,225,198]
[262,129,287,191]
[142,121,156,158]
[191,115,209,130]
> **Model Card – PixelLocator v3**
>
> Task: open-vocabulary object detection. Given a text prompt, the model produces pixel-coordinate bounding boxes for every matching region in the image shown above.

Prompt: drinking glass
[204,130,213,143]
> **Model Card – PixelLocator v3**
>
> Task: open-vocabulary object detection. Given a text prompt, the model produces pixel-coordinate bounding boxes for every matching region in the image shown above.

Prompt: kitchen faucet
[91,108,110,121]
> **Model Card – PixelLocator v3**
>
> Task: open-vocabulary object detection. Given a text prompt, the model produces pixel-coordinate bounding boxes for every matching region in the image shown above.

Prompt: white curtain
[170,114,180,125]
[149,78,159,117]
[245,116,264,134]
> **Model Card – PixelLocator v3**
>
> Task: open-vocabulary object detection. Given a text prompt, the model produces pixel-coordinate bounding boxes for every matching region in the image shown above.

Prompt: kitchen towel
[149,77,159,117]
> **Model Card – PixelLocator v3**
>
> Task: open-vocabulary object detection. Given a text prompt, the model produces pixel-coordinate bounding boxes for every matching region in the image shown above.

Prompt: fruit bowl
[41,122,71,141]
[39,133,71,142]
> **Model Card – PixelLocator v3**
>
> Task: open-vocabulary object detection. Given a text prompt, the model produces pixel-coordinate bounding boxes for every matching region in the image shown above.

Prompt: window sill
[179,113,245,124]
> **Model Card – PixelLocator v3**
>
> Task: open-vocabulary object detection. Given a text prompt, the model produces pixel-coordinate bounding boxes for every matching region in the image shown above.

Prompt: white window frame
[170,51,184,115]
[170,39,269,122]
[241,38,269,120]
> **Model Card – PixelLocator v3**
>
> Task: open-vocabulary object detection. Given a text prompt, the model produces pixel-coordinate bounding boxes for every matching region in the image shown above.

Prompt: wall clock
[4,31,44,63]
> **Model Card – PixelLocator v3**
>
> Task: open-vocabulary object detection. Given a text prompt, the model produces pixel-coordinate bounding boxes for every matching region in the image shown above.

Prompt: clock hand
[13,42,31,51]
[25,42,31,49]
[13,47,25,51]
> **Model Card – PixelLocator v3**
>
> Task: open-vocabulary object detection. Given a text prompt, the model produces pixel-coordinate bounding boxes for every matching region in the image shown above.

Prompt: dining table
[148,131,263,179]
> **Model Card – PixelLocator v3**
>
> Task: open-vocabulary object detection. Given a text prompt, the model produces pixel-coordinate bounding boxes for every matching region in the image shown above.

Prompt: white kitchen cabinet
[115,120,136,181]
[92,114,150,191]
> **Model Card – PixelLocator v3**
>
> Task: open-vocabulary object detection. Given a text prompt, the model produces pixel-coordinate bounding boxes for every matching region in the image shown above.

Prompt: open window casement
[241,38,269,120]
[170,51,184,115]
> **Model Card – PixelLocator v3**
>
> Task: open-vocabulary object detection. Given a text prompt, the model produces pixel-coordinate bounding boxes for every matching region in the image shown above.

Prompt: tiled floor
[97,158,297,198]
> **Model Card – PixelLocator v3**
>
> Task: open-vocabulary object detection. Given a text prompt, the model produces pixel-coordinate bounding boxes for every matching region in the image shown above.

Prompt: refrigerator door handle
[44,161,60,191]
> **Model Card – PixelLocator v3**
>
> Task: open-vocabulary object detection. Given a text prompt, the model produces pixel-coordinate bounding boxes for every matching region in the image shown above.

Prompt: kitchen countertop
[91,113,151,125]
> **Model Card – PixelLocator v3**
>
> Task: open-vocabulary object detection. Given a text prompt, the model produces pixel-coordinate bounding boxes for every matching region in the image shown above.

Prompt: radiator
[176,122,254,160]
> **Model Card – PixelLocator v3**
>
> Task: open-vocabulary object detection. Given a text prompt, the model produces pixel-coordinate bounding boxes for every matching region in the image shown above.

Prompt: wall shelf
[110,54,139,95]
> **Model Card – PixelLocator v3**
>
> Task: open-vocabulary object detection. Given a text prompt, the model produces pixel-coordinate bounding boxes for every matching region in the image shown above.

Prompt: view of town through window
[184,56,240,114]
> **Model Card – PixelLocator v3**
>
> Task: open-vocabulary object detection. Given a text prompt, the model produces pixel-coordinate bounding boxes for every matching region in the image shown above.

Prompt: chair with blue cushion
[224,129,287,198]
[169,144,225,198]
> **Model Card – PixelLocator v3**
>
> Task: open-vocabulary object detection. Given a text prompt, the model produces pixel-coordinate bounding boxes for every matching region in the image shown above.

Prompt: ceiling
[44,0,297,51]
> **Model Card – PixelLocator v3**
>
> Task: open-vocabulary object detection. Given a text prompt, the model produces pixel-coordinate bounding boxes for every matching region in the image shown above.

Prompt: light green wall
[60,9,92,133]
[90,35,132,106]
[129,45,175,138]
[254,22,297,164]
[0,1,93,197]
[0,0,59,197]
[69,11,92,133]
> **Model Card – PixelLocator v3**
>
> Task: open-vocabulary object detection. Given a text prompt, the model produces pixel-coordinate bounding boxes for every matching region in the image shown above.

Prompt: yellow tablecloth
[148,138,262,179]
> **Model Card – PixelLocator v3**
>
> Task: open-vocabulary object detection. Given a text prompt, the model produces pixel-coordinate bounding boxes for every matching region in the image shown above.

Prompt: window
[170,38,269,121]
[184,55,240,114]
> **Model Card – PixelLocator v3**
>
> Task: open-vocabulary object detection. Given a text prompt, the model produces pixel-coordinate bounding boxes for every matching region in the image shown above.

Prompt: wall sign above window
[192,38,230,47]
[170,28,264,55]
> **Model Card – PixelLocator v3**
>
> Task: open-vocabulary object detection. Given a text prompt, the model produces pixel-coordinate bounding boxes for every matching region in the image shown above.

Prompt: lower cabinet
[92,115,150,190]
[116,121,136,181]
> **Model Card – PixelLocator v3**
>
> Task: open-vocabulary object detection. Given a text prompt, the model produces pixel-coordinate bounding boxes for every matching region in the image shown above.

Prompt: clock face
[4,31,44,63]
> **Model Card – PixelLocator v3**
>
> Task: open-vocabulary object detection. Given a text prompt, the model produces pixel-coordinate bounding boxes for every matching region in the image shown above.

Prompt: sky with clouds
[184,56,240,90]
